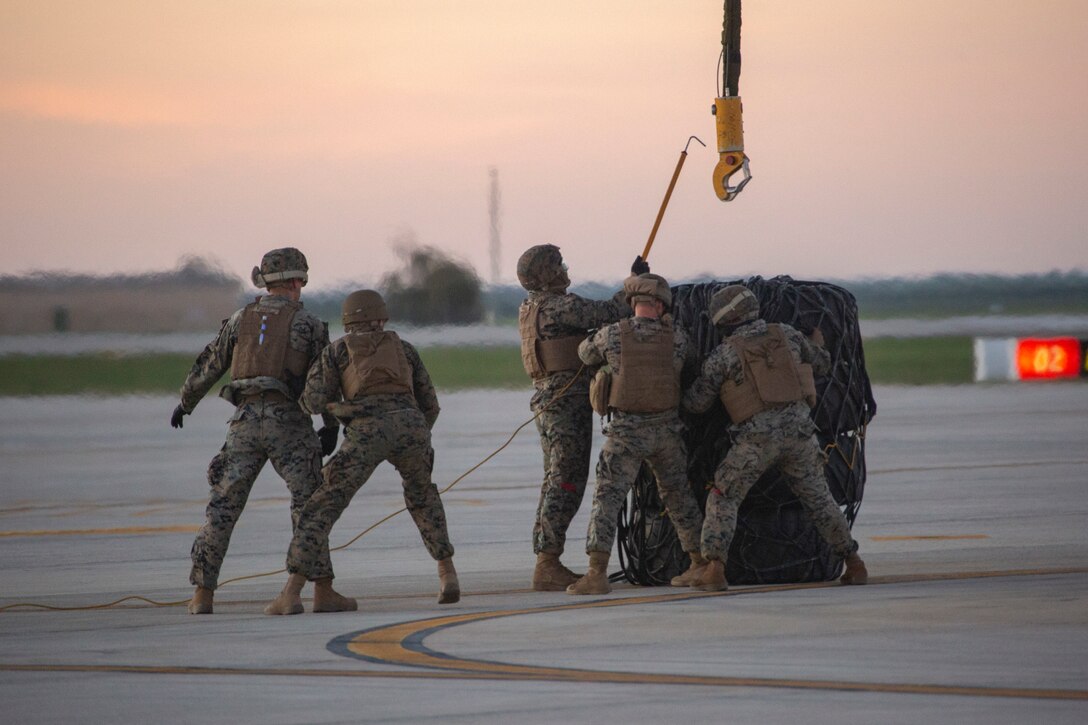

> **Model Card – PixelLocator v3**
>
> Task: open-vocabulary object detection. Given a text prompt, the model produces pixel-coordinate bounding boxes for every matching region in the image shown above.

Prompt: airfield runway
[1,384,1086,723]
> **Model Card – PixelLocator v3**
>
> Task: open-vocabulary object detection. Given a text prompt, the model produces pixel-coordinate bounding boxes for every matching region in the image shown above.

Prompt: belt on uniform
[239,390,289,405]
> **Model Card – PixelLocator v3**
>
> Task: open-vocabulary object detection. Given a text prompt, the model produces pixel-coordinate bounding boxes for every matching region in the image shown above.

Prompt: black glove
[631,255,650,276]
[318,426,338,456]
[170,405,188,429]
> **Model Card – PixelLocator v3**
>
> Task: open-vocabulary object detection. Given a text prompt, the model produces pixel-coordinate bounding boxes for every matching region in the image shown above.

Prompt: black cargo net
[614,277,877,586]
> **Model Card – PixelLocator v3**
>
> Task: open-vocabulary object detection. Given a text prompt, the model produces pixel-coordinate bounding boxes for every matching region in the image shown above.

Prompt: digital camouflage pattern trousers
[702,430,858,561]
[585,415,704,555]
[190,402,332,589]
[286,407,454,578]
[531,389,594,555]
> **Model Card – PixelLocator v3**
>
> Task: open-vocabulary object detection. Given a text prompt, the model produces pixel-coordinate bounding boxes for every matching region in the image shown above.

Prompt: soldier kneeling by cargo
[680,284,868,591]
[265,290,459,614]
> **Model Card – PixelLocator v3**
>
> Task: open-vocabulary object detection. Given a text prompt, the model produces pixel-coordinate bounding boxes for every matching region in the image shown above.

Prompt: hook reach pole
[642,136,705,261]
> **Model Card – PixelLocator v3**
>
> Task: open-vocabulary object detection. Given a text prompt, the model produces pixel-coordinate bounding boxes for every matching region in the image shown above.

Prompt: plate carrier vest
[719,323,817,424]
[609,318,679,414]
[518,300,583,379]
[340,330,414,400]
[231,299,309,385]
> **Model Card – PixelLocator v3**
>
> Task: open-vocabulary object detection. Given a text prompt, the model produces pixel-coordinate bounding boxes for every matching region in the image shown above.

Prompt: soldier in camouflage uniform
[681,284,868,591]
[169,248,344,615]
[567,273,706,596]
[265,289,458,615]
[517,244,635,590]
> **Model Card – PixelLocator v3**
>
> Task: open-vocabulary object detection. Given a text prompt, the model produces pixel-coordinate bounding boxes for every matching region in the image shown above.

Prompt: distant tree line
[309,269,1088,326]
[841,271,1088,317]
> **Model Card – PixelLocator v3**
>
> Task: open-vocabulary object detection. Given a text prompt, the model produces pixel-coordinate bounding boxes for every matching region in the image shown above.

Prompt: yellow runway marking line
[0,663,1085,701]
[2,568,1087,699]
[0,524,200,539]
[332,567,1088,701]
[870,531,992,535]
[870,459,1088,475]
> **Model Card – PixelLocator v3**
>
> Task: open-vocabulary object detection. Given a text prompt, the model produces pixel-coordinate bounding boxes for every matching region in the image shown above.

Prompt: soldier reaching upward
[516,244,634,590]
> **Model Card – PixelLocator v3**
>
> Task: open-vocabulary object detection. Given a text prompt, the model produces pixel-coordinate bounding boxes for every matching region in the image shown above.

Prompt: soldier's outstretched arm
[792,326,832,377]
[682,348,729,414]
[554,293,630,331]
[174,315,237,425]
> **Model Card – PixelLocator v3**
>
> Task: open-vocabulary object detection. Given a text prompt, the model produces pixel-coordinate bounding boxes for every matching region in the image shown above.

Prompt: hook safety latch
[712,96,752,201]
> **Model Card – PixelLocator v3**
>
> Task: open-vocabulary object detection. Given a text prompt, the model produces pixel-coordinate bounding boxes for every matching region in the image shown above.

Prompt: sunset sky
[2,1,1086,289]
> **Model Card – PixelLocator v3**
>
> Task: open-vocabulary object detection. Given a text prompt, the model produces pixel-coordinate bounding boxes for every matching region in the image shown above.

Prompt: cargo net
[614,276,877,586]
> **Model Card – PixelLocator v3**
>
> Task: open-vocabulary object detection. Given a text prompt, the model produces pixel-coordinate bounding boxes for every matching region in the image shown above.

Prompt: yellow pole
[642,136,704,261]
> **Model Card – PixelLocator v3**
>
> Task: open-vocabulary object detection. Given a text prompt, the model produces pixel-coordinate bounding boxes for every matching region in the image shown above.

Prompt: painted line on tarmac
[325,566,1088,701]
[870,459,1088,475]
[3,568,1086,701]
[1,661,1085,702]
[870,531,992,535]
[0,524,200,539]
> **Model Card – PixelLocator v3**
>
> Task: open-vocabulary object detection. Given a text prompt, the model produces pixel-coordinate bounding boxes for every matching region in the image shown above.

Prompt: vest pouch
[589,367,612,416]
[743,339,803,405]
[720,378,765,424]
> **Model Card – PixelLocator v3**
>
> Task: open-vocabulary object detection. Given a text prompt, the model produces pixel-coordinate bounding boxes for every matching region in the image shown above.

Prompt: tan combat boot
[188,585,213,615]
[566,552,612,595]
[693,559,727,591]
[670,552,709,587]
[532,552,581,591]
[312,578,357,613]
[840,552,869,585]
[264,573,306,615]
[437,558,460,604]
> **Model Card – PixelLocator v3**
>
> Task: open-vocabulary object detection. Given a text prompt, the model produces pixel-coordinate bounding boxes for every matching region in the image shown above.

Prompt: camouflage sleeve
[578,327,608,366]
[673,325,698,378]
[785,324,832,377]
[300,344,343,415]
[552,292,630,331]
[312,320,339,429]
[179,313,238,413]
[404,341,440,428]
[682,345,731,414]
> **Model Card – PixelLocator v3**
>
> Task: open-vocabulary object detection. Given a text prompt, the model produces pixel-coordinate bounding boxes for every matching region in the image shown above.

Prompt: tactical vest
[518,300,583,379]
[231,299,309,383]
[609,318,679,414]
[719,323,817,424]
[340,331,414,400]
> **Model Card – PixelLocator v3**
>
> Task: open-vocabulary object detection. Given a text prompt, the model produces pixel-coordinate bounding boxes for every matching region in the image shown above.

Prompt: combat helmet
[709,284,760,327]
[342,289,388,325]
[624,273,672,310]
[517,244,569,291]
[252,247,308,289]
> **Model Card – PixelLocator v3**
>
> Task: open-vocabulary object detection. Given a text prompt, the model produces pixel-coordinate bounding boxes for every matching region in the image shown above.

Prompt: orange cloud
[0,81,206,127]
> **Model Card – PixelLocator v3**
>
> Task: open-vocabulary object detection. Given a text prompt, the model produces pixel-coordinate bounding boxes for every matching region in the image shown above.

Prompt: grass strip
[861,336,974,385]
[0,337,975,397]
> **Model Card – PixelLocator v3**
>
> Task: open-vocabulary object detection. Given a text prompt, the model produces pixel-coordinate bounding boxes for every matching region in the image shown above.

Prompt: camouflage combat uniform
[179,294,336,589]
[521,289,629,555]
[682,319,859,561]
[577,315,704,555]
[285,322,453,577]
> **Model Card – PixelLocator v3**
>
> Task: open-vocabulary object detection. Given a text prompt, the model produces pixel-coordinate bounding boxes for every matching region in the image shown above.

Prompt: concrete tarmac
[1,384,1086,723]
